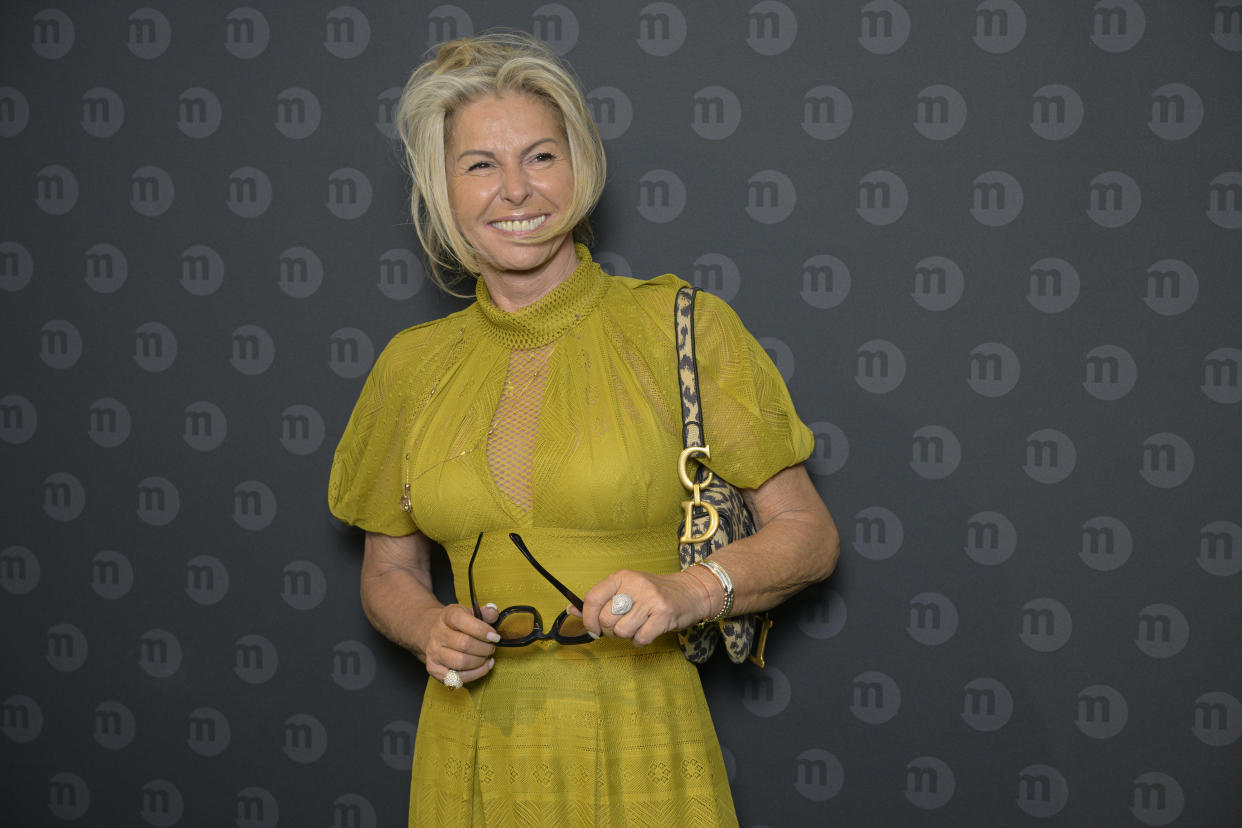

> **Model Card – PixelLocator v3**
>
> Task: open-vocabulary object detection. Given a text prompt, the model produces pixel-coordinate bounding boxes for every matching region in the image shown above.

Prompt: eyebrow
[455,136,560,163]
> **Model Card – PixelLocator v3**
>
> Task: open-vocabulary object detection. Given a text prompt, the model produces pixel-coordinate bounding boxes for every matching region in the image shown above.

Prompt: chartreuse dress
[328,245,813,827]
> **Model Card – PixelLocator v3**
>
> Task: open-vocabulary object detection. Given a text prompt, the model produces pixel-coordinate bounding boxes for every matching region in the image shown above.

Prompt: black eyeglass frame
[467,532,594,647]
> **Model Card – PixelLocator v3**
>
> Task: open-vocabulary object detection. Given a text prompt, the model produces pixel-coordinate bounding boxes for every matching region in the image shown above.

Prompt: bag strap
[674,286,706,451]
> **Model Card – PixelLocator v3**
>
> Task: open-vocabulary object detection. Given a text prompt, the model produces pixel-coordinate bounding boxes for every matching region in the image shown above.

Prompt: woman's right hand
[362,532,502,688]
[422,602,501,686]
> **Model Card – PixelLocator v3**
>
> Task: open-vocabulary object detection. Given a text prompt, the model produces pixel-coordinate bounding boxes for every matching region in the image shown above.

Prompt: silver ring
[443,669,463,690]
[610,593,634,615]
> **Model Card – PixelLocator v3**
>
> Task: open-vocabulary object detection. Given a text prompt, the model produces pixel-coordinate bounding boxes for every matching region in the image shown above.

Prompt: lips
[490,215,547,233]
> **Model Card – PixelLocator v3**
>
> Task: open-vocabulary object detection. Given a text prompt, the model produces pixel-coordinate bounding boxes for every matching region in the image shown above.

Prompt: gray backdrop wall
[3,2,1240,826]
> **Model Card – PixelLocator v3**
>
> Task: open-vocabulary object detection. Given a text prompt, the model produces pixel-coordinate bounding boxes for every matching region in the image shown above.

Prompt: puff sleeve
[689,290,815,490]
[327,335,420,537]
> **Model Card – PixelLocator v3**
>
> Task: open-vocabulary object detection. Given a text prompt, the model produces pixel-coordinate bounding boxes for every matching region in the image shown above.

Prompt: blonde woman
[329,30,838,826]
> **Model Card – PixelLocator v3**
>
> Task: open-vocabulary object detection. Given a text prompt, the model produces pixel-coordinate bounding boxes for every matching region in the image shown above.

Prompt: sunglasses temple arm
[467,532,484,617]
[508,533,585,611]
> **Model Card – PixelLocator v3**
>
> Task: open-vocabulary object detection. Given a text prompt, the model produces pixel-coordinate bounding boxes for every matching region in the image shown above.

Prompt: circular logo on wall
[796,589,846,640]
[800,255,851,309]
[324,6,371,59]
[793,748,844,801]
[187,707,231,757]
[235,787,280,828]
[46,622,88,672]
[381,721,418,771]
[331,640,377,690]
[186,555,230,606]
[31,10,76,60]
[802,85,852,141]
[1130,771,1183,826]
[136,476,180,526]
[139,778,184,826]
[225,8,271,59]
[853,506,903,561]
[1191,691,1242,746]
[233,481,278,531]
[1134,604,1189,659]
[637,170,686,223]
[960,678,1013,732]
[90,550,134,600]
[1019,598,1072,652]
[278,247,324,298]
[138,629,183,678]
[40,319,82,370]
[532,4,579,55]
[0,546,40,595]
[850,671,900,724]
[1016,764,1069,817]
[88,398,131,448]
[740,665,791,717]
[1079,516,1133,571]
[234,635,279,684]
[47,772,90,821]
[1,395,38,444]
[586,86,633,140]
[964,511,1016,566]
[1,695,43,743]
[85,243,128,293]
[93,700,136,750]
[126,9,172,60]
[283,714,328,763]
[1075,684,1129,739]
[904,756,954,809]
[636,2,687,57]
[282,560,326,609]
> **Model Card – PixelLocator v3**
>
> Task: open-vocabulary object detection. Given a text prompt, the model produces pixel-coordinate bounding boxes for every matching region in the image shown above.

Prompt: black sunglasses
[467,532,594,646]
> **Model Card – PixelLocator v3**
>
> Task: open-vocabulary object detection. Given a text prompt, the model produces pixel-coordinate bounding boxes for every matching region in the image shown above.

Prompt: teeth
[492,216,547,233]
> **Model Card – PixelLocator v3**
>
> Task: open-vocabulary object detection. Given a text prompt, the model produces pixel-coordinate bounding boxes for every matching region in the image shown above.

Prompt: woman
[328,31,839,826]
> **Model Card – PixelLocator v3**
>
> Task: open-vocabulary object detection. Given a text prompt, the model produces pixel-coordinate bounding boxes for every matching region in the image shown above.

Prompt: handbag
[673,285,773,667]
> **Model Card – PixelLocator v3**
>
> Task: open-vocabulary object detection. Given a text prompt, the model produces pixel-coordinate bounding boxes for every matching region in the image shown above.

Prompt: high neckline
[473,244,608,350]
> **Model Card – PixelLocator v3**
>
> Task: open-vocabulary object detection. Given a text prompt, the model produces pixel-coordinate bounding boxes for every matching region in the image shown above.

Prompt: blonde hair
[395,30,606,295]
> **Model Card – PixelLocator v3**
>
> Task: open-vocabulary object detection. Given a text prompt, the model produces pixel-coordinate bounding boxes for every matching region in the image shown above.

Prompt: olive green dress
[328,246,813,827]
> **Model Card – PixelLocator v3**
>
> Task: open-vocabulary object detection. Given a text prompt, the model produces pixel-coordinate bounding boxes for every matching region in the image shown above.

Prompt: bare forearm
[695,510,838,616]
[687,463,839,617]
[360,532,442,663]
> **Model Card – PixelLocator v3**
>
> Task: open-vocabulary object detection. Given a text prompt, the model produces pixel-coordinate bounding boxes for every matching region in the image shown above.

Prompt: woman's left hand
[573,570,712,646]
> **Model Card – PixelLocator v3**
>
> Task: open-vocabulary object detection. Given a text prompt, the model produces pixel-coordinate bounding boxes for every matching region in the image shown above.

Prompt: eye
[531,151,557,163]
[466,160,492,172]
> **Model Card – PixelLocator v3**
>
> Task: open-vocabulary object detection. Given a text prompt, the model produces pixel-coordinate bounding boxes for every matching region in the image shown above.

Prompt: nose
[500,164,530,204]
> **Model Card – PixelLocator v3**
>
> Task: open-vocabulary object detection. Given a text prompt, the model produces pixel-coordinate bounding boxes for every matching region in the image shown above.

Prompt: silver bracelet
[694,559,734,623]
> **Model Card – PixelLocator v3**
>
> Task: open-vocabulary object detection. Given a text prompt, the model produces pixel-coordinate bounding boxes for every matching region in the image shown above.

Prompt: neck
[478,238,578,312]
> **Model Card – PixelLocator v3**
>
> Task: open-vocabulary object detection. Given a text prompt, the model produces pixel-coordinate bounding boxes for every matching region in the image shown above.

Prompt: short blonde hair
[395,30,606,295]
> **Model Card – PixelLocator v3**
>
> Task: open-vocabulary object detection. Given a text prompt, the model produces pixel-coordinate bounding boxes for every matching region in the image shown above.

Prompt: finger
[478,602,500,625]
[443,604,502,645]
[431,657,495,687]
[581,573,627,637]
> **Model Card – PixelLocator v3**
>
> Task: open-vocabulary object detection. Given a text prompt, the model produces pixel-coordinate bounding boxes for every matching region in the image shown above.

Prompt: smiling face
[446,92,578,301]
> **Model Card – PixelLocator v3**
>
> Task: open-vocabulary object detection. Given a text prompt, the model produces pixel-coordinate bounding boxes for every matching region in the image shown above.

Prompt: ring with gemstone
[610,593,634,615]
[443,669,463,689]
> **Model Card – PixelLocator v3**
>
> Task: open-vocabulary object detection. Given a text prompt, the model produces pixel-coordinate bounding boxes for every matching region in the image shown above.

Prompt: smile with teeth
[491,215,547,233]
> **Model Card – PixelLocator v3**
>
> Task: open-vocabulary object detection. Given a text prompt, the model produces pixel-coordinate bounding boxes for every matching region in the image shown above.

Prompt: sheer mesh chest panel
[486,344,553,514]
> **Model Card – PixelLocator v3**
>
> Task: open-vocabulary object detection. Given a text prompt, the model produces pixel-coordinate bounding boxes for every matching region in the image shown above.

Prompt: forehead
[447,91,565,147]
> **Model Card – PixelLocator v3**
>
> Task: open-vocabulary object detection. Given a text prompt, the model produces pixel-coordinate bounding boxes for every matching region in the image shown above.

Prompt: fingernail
[486,631,501,643]
[486,658,494,669]
[588,631,600,640]
[484,602,498,611]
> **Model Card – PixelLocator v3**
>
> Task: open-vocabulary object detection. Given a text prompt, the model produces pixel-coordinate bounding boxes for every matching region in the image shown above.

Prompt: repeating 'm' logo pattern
[2,3,1237,826]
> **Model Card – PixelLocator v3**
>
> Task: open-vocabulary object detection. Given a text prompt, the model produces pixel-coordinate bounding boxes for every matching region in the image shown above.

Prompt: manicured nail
[588,630,600,639]
[486,658,494,670]
[484,602,498,611]
[486,631,501,643]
